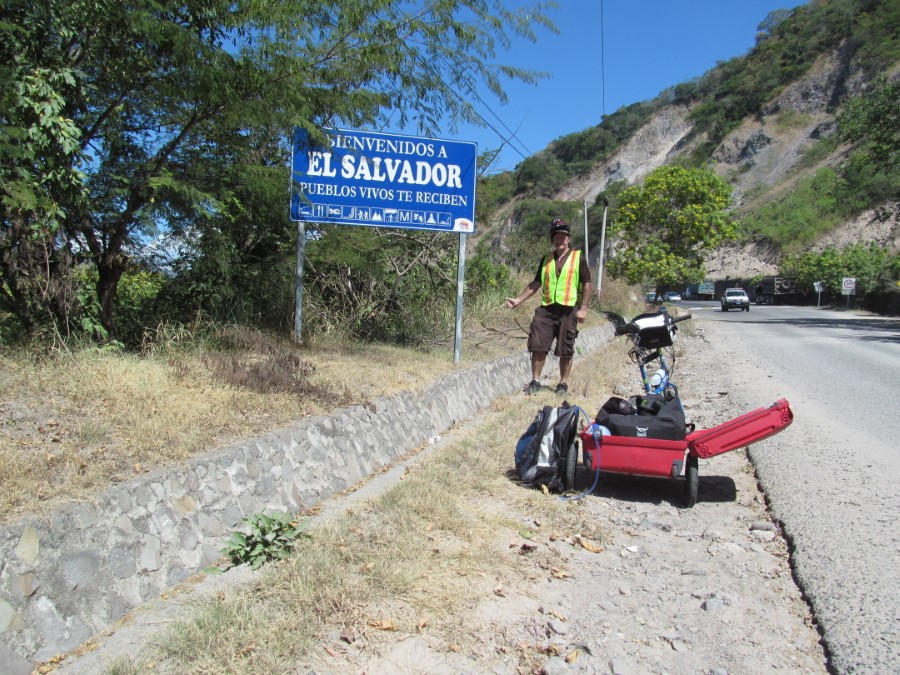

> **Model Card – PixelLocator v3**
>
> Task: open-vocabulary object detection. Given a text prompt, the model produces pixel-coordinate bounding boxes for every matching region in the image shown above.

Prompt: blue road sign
[291,128,476,233]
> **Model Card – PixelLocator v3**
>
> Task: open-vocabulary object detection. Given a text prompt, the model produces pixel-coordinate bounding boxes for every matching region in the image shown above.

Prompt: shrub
[200,326,320,396]
[465,246,516,297]
[781,243,898,300]
[222,512,309,570]
[114,266,166,347]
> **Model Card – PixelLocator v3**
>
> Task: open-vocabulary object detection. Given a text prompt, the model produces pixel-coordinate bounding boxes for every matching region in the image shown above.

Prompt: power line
[408,49,535,171]
[470,90,534,160]
[600,0,607,118]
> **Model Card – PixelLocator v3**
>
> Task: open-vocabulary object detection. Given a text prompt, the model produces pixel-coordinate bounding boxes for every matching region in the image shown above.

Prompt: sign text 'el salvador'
[291,128,476,233]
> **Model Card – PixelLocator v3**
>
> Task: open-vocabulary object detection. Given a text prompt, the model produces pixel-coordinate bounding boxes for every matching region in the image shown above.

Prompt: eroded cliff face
[555,106,693,204]
[710,48,867,207]
[545,45,899,279]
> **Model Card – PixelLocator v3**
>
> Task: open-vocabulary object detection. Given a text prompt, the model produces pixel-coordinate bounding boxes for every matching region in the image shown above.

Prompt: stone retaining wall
[0,326,610,670]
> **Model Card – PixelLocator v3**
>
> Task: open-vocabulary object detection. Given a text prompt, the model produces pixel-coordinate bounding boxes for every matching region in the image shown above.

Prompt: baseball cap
[549,218,570,238]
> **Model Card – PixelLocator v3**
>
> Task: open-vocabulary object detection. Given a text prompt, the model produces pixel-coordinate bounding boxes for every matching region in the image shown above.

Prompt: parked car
[645,292,658,303]
[721,288,750,312]
[663,291,682,302]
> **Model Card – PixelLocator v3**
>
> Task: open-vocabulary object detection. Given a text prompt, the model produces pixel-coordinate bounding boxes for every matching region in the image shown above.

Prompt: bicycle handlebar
[615,312,691,336]
[614,324,638,336]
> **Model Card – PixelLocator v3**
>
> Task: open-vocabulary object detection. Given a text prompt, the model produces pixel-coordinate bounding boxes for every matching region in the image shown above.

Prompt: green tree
[513,154,568,197]
[607,166,736,293]
[837,76,900,170]
[0,0,556,339]
[476,168,515,225]
[0,1,87,334]
[755,9,793,42]
[842,243,889,295]
[782,244,896,301]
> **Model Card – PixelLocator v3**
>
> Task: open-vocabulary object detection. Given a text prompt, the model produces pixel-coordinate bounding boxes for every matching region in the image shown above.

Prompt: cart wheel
[684,455,699,507]
[563,439,578,492]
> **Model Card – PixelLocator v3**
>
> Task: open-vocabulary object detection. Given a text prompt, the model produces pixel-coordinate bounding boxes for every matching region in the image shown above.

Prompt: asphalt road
[680,301,900,674]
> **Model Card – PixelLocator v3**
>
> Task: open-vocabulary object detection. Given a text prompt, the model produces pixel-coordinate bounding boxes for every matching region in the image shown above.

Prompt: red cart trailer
[574,398,793,506]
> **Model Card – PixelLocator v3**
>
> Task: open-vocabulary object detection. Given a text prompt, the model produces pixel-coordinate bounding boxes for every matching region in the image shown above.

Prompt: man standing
[506,218,593,395]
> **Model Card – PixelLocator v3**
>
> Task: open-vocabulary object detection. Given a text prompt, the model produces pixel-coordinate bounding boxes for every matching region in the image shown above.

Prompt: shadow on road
[722,314,900,344]
[571,468,737,507]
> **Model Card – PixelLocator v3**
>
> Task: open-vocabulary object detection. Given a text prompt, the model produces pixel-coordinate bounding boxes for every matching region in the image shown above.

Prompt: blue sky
[456,0,809,174]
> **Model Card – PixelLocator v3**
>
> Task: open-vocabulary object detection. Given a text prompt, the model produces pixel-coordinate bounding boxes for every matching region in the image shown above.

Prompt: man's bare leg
[558,356,573,385]
[531,352,547,381]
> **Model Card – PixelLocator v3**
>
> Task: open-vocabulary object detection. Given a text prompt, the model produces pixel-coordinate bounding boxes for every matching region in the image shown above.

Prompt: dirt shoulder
[307,328,827,675]
[52,319,828,675]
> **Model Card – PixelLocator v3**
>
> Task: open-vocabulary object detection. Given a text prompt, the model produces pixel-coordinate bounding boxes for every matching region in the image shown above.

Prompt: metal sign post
[293,223,307,341]
[454,234,467,364]
[841,277,856,309]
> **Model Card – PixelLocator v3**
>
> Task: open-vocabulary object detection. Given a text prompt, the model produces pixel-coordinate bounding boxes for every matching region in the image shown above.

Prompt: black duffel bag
[597,393,687,441]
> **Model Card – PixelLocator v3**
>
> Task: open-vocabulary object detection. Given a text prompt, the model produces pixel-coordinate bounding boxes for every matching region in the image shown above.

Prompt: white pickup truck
[721,288,750,312]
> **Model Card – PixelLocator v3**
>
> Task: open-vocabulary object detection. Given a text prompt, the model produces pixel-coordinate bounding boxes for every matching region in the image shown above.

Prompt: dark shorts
[527,304,579,358]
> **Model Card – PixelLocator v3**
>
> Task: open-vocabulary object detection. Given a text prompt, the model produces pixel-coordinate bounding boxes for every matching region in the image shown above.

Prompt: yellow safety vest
[541,249,581,306]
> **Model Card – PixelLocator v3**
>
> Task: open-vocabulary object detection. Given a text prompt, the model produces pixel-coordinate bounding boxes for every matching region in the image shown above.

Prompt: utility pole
[583,198,590,265]
[596,198,608,296]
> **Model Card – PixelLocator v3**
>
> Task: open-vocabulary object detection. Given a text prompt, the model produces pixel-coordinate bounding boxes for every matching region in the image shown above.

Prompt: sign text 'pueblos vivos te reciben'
[291,128,476,233]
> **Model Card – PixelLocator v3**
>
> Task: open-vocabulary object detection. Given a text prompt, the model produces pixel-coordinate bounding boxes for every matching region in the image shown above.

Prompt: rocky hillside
[515,44,900,281]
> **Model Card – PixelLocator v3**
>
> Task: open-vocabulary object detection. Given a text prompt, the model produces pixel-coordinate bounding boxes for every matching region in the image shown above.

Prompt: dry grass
[0,278,638,524]
[0,334,467,522]
[0,349,314,521]
[124,342,629,673]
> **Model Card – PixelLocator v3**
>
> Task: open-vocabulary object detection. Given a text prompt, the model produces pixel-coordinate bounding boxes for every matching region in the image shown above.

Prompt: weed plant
[222,512,309,570]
